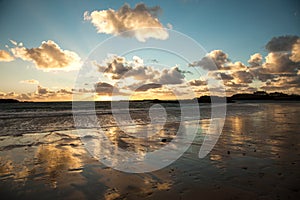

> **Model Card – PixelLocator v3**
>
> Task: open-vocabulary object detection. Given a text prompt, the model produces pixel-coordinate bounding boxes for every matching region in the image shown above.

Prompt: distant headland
[0,99,20,103]
[197,91,300,103]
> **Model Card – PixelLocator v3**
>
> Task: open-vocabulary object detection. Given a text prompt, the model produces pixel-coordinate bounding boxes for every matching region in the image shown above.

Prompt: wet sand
[0,103,299,199]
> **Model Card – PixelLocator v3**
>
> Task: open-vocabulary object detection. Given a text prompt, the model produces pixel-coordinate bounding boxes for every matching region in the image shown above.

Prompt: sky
[0,0,299,101]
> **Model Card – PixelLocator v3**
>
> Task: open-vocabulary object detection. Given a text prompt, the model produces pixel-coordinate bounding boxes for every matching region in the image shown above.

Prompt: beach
[0,102,299,199]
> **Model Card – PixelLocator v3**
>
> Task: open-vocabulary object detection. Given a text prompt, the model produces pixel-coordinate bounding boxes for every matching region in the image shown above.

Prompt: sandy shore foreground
[0,103,299,200]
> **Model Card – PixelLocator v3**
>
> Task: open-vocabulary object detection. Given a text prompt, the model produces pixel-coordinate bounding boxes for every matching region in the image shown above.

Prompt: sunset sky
[0,0,299,101]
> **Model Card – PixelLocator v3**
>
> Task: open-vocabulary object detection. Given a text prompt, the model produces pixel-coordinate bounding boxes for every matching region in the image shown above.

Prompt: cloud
[189,50,229,70]
[249,66,275,82]
[290,39,300,62]
[208,50,229,68]
[189,79,207,86]
[126,66,159,80]
[1,86,73,101]
[188,35,300,96]
[9,40,18,46]
[97,55,186,84]
[166,23,173,29]
[97,55,159,80]
[155,66,185,85]
[210,71,234,81]
[20,79,39,84]
[219,72,234,81]
[98,56,130,79]
[57,88,73,95]
[18,93,30,100]
[260,76,300,93]
[248,53,263,67]
[84,3,169,42]
[248,38,300,82]
[0,50,14,62]
[94,82,126,96]
[263,52,299,74]
[95,55,187,98]
[231,71,253,84]
[94,82,115,95]
[265,35,299,52]
[226,61,247,71]
[209,70,253,89]
[35,86,73,100]
[135,83,162,92]
[11,40,81,71]
[37,85,50,95]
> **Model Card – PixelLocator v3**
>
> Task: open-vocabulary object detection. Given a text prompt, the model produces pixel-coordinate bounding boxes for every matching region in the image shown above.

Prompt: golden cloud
[0,50,14,62]
[19,79,39,84]
[248,53,263,67]
[189,50,229,70]
[263,52,298,74]
[84,3,169,42]
[11,40,81,71]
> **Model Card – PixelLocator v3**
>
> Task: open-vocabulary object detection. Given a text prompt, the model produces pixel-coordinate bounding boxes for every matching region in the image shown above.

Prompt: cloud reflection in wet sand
[0,103,299,199]
[0,129,175,199]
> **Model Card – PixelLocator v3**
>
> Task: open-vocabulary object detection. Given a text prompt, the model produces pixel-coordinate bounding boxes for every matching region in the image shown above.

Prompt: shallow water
[0,102,299,199]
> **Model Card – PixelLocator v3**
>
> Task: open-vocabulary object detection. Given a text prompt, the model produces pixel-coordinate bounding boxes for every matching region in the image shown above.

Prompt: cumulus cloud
[97,55,185,85]
[263,52,299,74]
[97,55,159,80]
[0,50,14,62]
[260,76,300,93]
[11,40,81,71]
[188,35,299,94]
[189,50,248,72]
[265,35,299,52]
[249,66,275,82]
[248,53,263,67]
[226,61,247,71]
[189,50,229,70]
[37,85,50,95]
[210,71,234,82]
[188,35,300,95]
[231,71,254,84]
[126,66,159,80]
[84,3,169,42]
[94,55,188,98]
[208,70,253,91]
[98,56,130,79]
[218,72,235,81]
[155,67,185,85]
[260,35,300,79]
[20,79,39,84]
[189,79,207,86]
[290,39,300,62]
